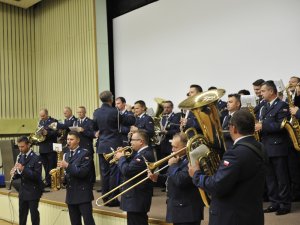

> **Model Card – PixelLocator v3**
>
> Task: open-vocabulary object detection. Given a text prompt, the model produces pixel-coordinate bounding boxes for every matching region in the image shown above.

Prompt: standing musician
[76,106,96,183]
[255,80,292,215]
[252,79,265,120]
[189,109,266,225]
[208,86,228,123]
[114,130,155,225]
[286,76,300,201]
[157,101,181,171]
[130,100,155,141]
[222,93,241,150]
[148,132,204,225]
[115,96,136,146]
[10,136,43,225]
[37,108,58,188]
[58,131,95,225]
[51,106,77,147]
[180,84,202,133]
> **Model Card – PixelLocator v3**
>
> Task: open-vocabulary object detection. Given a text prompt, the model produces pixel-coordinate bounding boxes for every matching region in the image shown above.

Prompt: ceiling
[0,0,41,9]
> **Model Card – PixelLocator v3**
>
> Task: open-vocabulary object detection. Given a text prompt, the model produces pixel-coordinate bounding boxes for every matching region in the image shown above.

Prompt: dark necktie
[135,117,140,125]
[69,151,74,160]
[223,115,231,130]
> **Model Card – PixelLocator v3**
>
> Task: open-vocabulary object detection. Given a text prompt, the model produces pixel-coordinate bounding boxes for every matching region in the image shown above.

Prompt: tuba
[178,89,227,207]
[281,84,300,151]
[152,97,166,145]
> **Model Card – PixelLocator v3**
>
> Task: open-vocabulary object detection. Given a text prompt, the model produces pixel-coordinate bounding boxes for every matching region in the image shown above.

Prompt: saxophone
[247,104,260,142]
[281,85,300,151]
[49,149,65,190]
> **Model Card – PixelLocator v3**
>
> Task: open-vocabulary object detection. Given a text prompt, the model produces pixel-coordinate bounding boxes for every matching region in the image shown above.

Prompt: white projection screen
[113,0,300,111]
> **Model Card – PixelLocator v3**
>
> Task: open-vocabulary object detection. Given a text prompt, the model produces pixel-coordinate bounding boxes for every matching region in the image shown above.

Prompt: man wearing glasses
[114,130,155,225]
[189,109,266,225]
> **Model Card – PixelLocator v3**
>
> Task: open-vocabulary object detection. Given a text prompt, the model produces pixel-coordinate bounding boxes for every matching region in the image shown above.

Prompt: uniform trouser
[68,202,95,225]
[98,154,120,201]
[87,150,96,183]
[127,212,148,225]
[40,151,57,185]
[19,198,40,225]
[288,148,300,199]
[266,156,291,210]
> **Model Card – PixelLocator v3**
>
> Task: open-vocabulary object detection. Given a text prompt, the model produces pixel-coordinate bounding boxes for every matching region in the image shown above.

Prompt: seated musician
[148,132,204,225]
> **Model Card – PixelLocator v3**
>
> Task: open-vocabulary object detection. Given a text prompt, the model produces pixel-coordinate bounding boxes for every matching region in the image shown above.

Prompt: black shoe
[276,208,290,215]
[42,189,50,193]
[263,206,278,213]
[96,189,102,193]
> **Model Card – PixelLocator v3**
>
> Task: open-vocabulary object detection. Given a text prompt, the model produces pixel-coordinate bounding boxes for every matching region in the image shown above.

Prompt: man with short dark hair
[115,130,155,225]
[115,96,135,146]
[222,93,241,149]
[180,85,203,133]
[189,109,266,225]
[58,131,95,225]
[255,80,291,215]
[93,90,135,206]
[11,136,43,225]
[93,90,122,207]
[252,79,265,119]
[130,100,155,141]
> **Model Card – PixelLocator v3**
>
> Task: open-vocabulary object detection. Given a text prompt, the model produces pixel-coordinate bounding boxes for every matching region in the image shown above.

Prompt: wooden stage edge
[0,189,169,225]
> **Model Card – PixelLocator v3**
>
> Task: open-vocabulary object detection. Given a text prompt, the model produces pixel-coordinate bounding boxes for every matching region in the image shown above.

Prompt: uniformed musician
[58,131,95,225]
[148,132,204,225]
[114,130,155,225]
[11,136,43,225]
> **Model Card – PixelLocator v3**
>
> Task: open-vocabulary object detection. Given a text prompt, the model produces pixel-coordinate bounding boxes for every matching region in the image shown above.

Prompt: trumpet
[103,146,133,164]
[96,146,187,207]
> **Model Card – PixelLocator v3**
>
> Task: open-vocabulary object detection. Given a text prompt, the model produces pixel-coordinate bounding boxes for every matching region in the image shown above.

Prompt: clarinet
[8,154,21,190]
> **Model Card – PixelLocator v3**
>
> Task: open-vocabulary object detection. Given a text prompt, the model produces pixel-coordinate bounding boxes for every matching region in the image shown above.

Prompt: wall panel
[0,3,36,120]
[35,0,98,120]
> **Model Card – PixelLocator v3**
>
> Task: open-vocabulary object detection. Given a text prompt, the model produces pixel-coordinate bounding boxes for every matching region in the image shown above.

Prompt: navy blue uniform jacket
[135,114,155,139]
[64,148,94,205]
[193,136,266,225]
[38,117,58,153]
[14,151,43,201]
[93,103,135,153]
[117,146,155,212]
[77,117,95,153]
[259,98,290,157]
[157,156,204,223]
[160,112,181,154]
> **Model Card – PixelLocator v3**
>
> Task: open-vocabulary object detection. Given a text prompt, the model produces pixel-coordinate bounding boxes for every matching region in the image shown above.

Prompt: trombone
[103,146,133,164]
[96,146,187,207]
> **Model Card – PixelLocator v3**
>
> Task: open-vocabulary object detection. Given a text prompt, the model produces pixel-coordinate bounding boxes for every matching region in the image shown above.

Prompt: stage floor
[1,185,300,225]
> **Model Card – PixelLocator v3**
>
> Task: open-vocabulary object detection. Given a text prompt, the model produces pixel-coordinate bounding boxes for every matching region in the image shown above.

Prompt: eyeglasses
[131,138,141,141]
